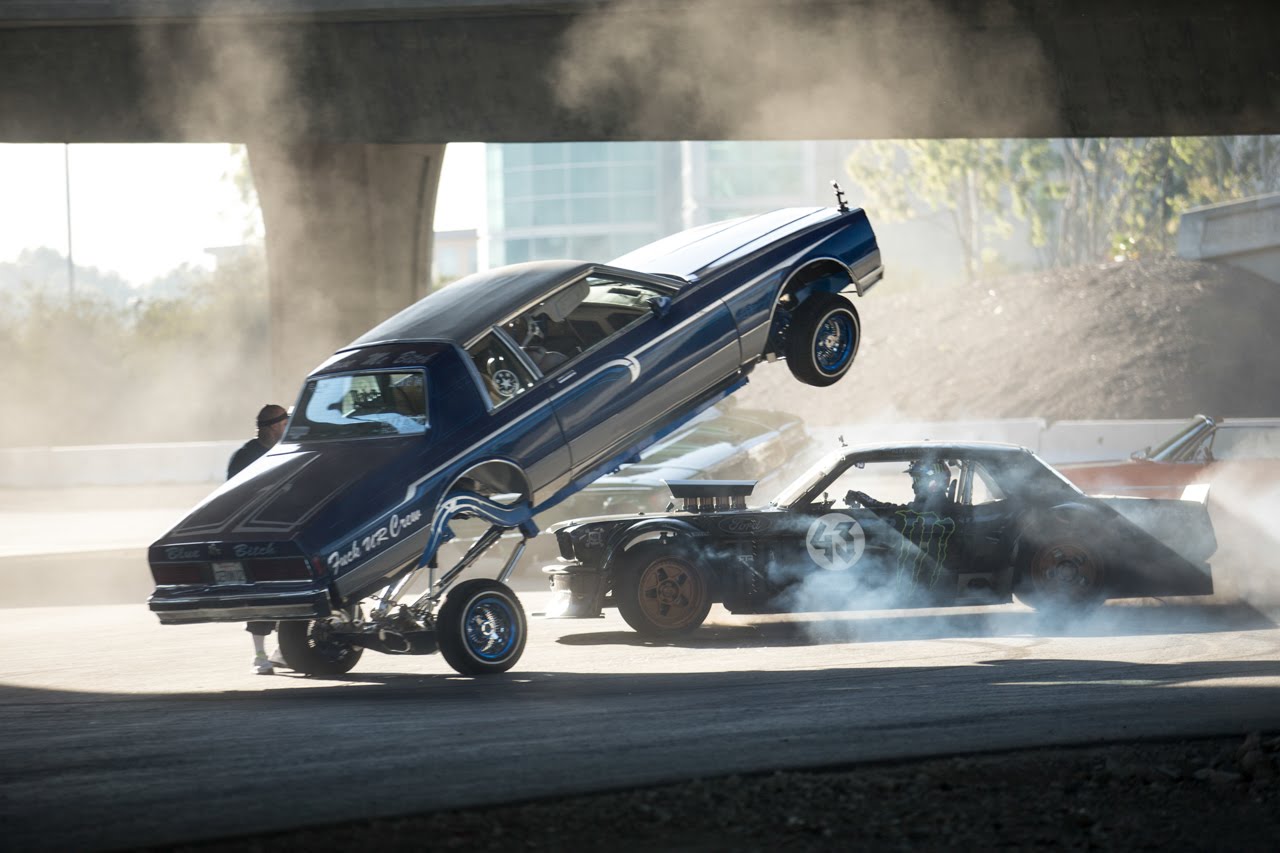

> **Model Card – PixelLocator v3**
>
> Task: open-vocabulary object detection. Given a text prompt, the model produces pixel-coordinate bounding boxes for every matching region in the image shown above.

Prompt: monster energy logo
[893,510,956,588]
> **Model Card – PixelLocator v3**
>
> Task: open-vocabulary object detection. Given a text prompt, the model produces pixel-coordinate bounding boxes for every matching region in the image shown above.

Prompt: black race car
[544,442,1217,636]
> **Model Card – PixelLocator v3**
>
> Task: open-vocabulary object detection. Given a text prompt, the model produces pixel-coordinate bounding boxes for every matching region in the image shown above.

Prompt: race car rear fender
[1013,501,1213,600]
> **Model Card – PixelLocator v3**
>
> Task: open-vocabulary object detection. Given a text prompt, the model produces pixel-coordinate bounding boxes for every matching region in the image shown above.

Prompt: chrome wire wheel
[784,293,860,387]
[438,579,527,674]
[814,311,856,373]
[462,595,519,661]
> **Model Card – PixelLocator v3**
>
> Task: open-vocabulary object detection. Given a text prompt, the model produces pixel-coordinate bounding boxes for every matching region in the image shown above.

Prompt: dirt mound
[738,257,1280,424]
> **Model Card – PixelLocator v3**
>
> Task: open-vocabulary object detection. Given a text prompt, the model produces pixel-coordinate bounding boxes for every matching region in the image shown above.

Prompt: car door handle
[556,370,577,384]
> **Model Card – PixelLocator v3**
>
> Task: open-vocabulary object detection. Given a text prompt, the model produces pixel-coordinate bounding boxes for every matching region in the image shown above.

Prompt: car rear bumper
[148,587,335,625]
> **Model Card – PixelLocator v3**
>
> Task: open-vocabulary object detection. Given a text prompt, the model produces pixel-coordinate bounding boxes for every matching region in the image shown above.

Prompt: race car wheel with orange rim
[784,293,860,387]
[438,578,528,675]
[277,617,364,676]
[616,543,714,637]
[1015,526,1106,612]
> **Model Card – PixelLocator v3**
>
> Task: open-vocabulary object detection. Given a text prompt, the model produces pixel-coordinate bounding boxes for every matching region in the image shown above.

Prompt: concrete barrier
[1038,419,1189,464]
[1177,192,1280,284]
[817,418,1187,465]
[0,441,238,488]
[0,419,1198,488]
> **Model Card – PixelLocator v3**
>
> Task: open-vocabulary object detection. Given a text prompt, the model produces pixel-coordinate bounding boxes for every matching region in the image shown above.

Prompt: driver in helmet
[846,459,953,516]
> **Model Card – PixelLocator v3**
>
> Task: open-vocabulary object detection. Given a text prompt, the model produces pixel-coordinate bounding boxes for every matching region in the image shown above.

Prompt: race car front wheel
[785,293,861,387]
[438,579,528,675]
[277,618,364,676]
[616,543,714,637]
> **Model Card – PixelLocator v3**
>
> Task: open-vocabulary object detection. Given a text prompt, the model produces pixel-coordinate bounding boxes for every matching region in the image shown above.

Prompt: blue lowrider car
[148,192,883,675]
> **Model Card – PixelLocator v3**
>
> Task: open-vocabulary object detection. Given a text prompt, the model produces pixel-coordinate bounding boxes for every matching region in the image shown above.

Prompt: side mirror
[646,295,673,319]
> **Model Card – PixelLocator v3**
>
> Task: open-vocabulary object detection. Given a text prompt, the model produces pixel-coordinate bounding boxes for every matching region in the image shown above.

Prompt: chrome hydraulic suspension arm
[410,523,505,612]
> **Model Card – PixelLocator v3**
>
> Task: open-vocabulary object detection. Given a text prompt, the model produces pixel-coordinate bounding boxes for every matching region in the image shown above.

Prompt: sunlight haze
[0,142,486,285]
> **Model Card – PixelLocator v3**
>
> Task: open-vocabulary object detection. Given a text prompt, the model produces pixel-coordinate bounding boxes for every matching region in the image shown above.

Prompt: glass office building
[486,142,683,267]
[485,141,844,268]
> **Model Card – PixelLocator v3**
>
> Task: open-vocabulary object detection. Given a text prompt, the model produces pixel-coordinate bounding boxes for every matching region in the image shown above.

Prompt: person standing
[228,404,289,480]
[229,404,289,674]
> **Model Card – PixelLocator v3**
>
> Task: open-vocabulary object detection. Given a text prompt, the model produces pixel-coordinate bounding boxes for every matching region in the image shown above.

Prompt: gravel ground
[177,732,1279,852]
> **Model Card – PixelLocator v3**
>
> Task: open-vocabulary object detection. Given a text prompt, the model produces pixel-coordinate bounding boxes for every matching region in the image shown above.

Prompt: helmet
[906,459,949,495]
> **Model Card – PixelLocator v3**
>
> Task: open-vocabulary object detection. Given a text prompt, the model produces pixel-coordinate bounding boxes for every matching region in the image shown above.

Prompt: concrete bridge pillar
[248,143,445,399]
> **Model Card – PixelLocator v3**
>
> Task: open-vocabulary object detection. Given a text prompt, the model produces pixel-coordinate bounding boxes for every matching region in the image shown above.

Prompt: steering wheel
[845,489,872,508]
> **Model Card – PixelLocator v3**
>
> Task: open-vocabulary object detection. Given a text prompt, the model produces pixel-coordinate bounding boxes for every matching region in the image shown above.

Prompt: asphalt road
[1,595,1278,851]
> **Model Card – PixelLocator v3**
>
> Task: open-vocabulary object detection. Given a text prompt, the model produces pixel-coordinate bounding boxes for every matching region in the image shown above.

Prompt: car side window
[962,462,1005,505]
[830,461,915,508]
[500,275,670,374]
[466,332,537,409]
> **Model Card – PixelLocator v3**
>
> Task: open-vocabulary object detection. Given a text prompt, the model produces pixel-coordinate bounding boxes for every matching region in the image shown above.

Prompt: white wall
[0,441,238,488]
[0,420,1192,489]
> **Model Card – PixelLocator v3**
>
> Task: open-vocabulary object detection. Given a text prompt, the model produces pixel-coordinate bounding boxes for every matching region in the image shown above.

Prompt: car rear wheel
[438,579,527,675]
[277,618,364,676]
[1014,518,1106,613]
[785,293,860,387]
[616,543,714,637]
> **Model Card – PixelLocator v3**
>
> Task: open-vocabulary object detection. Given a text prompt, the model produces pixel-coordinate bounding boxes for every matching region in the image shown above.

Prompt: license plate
[212,561,247,584]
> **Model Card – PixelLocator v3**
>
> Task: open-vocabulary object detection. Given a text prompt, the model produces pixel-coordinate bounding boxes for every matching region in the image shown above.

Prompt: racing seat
[537,350,569,372]
[525,346,569,373]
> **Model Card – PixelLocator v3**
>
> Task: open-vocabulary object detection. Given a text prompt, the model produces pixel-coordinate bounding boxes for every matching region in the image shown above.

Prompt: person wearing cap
[228,404,289,674]
[228,404,289,479]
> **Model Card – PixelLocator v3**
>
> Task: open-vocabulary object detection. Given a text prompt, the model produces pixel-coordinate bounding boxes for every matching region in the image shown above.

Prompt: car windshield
[772,450,847,506]
[288,370,427,442]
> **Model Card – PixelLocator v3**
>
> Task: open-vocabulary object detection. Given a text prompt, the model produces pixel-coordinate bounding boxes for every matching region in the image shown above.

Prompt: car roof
[342,260,593,350]
[610,207,830,280]
[838,440,1034,459]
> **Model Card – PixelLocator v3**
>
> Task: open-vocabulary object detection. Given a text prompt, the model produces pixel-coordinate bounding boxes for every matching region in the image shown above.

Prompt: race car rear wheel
[1014,520,1106,613]
[438,579,527,675]
[277,618,364,676]
[785,293,860,387]
[616,543,714,637]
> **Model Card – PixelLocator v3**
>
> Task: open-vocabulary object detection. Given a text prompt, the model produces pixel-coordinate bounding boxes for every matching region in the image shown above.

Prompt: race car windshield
[772,450,847,507]
[287,370,428,442]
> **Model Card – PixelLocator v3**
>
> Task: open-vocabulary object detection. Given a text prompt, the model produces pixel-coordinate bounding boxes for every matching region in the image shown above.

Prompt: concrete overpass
[3,0,1278,392]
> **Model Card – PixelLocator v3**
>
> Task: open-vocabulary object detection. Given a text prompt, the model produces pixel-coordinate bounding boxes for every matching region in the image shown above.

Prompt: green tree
[846,139,1057,282]
[850,135,1280,274]
[0,250,271,447]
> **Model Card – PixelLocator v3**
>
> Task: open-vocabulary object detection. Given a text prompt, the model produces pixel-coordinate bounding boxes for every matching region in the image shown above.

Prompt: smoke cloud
[553,0,1060,141]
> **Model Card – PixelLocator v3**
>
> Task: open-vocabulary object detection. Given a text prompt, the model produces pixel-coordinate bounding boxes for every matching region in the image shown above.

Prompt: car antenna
[831,180,849,212]
[838,434,847,447]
